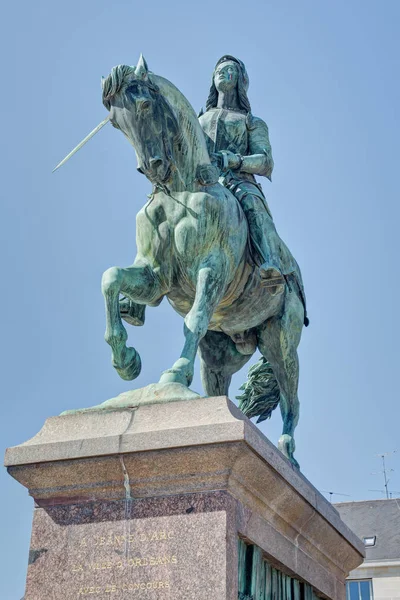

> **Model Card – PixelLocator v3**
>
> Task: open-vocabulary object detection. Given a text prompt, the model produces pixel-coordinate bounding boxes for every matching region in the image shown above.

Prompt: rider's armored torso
[199,108,273,183]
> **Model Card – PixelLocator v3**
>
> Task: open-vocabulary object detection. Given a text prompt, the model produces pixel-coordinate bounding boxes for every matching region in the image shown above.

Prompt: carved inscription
[28,508,227,599]
[77,581,171,595]
[72,555,178,573]
[79,530,174,548]
[70,529,178,595]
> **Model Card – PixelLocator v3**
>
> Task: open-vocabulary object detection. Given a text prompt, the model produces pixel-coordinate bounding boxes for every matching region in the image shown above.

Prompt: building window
[363,536,376,547]
[347,580,373,600]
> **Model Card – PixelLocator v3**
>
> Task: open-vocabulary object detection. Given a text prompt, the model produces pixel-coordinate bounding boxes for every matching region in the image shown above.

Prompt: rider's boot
[249,215,285,295]
[242,199,285,295]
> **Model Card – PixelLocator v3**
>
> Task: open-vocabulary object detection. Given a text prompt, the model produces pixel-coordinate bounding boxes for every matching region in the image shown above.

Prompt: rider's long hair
[205,55,251,113]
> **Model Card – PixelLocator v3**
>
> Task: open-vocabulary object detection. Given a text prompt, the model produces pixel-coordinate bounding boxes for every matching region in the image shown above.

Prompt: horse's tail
[236,357,280,423]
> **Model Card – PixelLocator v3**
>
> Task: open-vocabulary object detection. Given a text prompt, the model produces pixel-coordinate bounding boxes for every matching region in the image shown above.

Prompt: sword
[52,116,110,173]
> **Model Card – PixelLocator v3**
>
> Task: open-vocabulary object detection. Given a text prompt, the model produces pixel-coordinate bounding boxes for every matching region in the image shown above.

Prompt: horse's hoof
[159,358,192,386]
[113,347,141,381]
[159,370,186,385]
[278,434,300,469]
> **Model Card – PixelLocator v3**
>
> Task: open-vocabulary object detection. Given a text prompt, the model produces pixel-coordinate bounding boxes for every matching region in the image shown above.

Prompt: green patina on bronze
[238,539,320,600]
[57,54,308,467]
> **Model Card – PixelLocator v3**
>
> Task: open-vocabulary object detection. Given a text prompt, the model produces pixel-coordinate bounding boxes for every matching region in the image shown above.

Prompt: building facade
[335,499,400,600]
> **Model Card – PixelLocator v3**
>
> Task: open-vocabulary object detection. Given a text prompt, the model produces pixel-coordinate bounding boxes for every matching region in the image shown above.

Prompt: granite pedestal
[5,394,364,599]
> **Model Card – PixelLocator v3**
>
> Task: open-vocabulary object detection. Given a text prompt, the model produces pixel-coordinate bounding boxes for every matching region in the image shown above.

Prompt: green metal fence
[238,539,322,600]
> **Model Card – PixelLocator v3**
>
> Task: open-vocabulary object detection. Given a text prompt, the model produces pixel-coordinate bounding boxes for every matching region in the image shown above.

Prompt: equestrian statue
[54,54,308,468]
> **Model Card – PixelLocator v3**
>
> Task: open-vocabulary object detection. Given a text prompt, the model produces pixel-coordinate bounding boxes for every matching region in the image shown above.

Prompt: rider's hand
[224,151,242,170]
[210,152,224,170]
[211,151,241,171]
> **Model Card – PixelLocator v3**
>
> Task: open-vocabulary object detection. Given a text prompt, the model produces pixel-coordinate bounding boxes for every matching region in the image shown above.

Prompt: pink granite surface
[24,491,235,600]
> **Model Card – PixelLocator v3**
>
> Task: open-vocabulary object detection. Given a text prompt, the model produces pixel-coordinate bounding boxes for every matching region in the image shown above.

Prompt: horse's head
[102,55,179,185]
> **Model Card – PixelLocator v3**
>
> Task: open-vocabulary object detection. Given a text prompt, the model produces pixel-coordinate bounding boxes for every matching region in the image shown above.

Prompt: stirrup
[260,276,285,289]
[259,264,285,288]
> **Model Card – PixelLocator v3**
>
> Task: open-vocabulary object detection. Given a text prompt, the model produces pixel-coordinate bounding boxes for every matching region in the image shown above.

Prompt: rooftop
[335,498,400,562]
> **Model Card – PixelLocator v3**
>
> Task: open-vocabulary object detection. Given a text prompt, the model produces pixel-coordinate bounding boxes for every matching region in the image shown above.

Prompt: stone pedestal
[5,395,364,599]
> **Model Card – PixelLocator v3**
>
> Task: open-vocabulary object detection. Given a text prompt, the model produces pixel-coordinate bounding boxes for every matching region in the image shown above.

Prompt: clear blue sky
[1,0,399,597]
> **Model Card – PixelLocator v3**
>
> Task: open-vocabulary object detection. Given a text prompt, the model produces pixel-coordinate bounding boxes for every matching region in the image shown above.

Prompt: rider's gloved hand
[211,151,242,172]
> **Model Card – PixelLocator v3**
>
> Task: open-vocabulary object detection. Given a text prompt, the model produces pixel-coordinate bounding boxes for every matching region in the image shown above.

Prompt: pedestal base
[5,395,364,599]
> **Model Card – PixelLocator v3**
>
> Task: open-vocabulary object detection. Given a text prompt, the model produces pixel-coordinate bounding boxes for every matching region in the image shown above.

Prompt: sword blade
[52,116,110,173]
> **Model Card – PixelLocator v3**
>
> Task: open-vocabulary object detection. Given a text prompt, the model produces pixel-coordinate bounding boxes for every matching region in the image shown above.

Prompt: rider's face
[214,61,239,93]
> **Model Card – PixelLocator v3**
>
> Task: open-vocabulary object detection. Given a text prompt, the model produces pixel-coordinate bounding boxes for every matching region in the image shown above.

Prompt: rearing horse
[101,56,305,467]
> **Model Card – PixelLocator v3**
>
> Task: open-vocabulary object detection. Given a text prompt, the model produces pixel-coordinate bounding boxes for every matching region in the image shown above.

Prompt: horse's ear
[136,54,149,80]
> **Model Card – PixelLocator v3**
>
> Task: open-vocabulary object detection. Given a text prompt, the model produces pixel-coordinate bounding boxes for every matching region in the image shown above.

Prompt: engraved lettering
[107,581,171,592]
[127,555,178,568]
[75,530,174,549]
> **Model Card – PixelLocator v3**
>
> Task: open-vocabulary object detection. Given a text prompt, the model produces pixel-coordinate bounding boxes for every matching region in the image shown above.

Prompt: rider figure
[121,56,308,326]
[199,55,284,291]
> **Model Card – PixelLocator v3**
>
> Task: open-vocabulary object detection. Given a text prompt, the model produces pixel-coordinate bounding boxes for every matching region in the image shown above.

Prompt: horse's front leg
[160,259,228,387]
[102,263,162,380]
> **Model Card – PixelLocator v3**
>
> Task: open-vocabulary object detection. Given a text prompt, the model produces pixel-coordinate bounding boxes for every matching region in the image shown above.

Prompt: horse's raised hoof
[159,358,193,387]
[113,346,142,381]
[278,434,300,469]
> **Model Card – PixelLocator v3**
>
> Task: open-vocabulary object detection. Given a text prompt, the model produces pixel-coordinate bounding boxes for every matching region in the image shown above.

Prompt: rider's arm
[239,116,274,180]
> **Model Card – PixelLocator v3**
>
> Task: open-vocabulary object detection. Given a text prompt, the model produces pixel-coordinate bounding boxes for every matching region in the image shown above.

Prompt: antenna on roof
[369,489,400,499]
[371,451,397,499]
[321,490,351,503]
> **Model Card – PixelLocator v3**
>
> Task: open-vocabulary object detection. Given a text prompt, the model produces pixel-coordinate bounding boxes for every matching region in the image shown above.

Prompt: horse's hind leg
[198,330,252,396]
[257,291,304,468]
[159,257,228,387]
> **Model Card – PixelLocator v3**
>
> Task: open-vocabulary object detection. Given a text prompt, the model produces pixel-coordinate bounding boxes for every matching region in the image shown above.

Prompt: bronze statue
[53,55,308,468]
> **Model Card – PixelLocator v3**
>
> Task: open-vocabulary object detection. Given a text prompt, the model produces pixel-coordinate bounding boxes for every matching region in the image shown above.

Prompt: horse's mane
[153,74,210,163]
[101,65,210,166]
